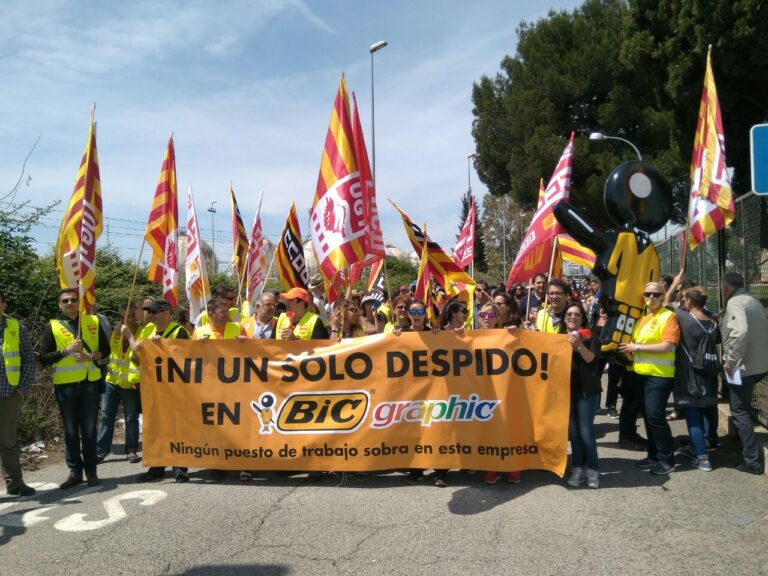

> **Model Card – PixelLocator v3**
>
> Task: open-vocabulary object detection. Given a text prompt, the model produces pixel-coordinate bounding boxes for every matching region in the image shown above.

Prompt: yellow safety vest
[197,308,239,327]
[105,330,139,389]
[240,316,276,339]
[137,322,186,340]
[50,316,101,384]
[535,308,564,334]
[2,317,22,387]
[632,307,676,378]
[276,312,321,340]
[193,322,241,340]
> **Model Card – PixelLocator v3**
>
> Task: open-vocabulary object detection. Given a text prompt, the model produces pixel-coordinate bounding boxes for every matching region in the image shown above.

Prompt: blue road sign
[750,124,768,195]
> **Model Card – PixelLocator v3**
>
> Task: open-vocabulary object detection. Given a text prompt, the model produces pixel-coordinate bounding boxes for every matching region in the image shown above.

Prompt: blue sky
[0,0,581,268]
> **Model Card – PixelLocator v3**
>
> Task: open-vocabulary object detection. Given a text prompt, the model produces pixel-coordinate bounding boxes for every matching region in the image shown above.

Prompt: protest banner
[140,330,572,476]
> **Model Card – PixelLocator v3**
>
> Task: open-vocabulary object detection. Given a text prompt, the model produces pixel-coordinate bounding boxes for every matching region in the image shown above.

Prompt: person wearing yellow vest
[193,297,244,482]
[194,285,240,328]
[618,281,680,476]
[534,279,570,334]
[39,288,110,489]
[240,292,278,340]
[0,291,36,497]
[131,298,191,482]
[275,287,329,341]
[96,303,142,465]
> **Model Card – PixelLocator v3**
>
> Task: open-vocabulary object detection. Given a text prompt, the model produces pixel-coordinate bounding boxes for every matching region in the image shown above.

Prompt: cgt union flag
[276,203,308,291]
[506,132,574,287]
[230,184,249,278]
[688,47,735,249]
[453,195,475,269]
[185,186,210,320]
[55,111,103,315]
[144,135,179,306]
[310,75,384,302]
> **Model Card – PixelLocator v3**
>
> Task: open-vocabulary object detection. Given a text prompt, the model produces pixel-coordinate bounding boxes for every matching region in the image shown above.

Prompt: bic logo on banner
[251,390,370,435]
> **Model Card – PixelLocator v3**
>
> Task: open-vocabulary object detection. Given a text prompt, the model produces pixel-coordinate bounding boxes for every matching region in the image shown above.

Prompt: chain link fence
[655,191,768,428]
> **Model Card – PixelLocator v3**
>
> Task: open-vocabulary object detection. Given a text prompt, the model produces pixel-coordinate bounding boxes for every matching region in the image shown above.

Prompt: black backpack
[690,317,721,377]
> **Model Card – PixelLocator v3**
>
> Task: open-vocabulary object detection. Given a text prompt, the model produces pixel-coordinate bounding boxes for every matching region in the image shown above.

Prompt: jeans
[619,371,642,440]
[729,372,767,468]
[54,380,101,475]
[97,383,140,454]
[0,392,24,491]
[684,407,707,457]
[637,375,674,464]
[569,394,600,470]
[605,362,624,409]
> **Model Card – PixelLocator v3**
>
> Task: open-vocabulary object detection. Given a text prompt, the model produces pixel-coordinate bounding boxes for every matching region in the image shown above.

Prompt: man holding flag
[39,289,110,489]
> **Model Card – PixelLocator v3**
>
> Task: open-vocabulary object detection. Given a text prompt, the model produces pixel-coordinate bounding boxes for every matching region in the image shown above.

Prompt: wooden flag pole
[258,248,278,299]
[542,235,559,311]
[123,237,148,326]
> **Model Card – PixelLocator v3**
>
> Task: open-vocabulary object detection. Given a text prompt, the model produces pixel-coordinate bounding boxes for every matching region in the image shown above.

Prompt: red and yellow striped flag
[55,112,103,315]
[230,184,248,278]
[556,234,596,270]
[310,75,383,302]
[688,47,735,249]
[144,135,179,306]
[414,225,437,326]
[276,203,308,290]
[389,199,475,299]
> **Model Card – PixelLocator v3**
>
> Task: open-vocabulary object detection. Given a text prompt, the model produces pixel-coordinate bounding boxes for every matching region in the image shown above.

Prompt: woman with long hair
[493,291,521,328]
[443,299,470,332]
[672,283,720,471]
[328,299,366,341]
[360,296,379,335]
[476,302,522,485]
[384,294,412,333]
[563,302,603,488]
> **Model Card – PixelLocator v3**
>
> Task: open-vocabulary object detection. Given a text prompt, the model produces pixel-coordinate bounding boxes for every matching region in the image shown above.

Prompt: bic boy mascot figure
[554,161,673,364]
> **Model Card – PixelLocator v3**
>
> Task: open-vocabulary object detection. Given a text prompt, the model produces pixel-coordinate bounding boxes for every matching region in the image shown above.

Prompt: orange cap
[279,287,310,303]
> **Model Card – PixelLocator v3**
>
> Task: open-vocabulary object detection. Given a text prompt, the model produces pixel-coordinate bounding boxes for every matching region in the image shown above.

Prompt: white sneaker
[586,468,599,489]
[567,466,585,487]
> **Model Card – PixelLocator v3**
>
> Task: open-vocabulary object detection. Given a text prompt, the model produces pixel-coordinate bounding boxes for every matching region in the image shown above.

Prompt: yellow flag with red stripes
[55,111,103,315]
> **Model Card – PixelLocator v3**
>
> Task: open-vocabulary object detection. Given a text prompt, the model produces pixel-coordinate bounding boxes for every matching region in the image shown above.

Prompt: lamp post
[207,200,217,273]
[369,40,388,187]
[589,131,642,160]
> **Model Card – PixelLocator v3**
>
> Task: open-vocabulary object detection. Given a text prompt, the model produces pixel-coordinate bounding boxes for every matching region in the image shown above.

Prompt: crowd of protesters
[1,267,766,497]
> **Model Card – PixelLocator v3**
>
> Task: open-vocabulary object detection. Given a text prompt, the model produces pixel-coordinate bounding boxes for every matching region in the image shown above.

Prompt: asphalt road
[2,411,767,576]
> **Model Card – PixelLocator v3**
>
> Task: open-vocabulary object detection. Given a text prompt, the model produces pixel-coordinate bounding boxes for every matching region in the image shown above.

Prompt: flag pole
[123,238,147,326]
[258,248,278,299]
[542,235,559,311]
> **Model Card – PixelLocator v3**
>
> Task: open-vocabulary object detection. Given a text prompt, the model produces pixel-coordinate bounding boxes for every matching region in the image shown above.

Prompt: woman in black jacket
[564,302,603,489]
[673,285,720,471]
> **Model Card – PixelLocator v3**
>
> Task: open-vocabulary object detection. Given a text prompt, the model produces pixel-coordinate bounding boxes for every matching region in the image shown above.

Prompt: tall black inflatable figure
[553,161,673,364]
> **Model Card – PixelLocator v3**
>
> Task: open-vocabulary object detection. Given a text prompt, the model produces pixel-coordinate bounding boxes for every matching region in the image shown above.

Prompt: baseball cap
[279,287,310,303]
[144,299,172,313]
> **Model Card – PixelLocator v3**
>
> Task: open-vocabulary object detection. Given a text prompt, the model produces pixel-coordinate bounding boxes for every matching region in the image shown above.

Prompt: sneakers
[677,444,698,460]
[736,462,764,475]
[60,473,83,490]
[85,471,100,486]
[434,476,447,487]
[586,469,599,489]
[691,457,713,472]
[96,450,110,464]
[567,467,585,487]
[635,458,659,470]
[608,407,619,419]
[175,472,190,483]
[7,484,36,497]
[506,471,521,484]
[126,451,141,464]
[136,469,165,482]
[239,471,253,481]
[650,461,675,475]
[484,472,500,485]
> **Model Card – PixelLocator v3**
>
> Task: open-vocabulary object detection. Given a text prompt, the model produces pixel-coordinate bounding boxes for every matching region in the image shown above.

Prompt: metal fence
[655,191,768,428]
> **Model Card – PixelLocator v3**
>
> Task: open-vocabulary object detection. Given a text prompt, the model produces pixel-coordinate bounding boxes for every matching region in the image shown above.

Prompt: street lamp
[589,131,642,160]
[369,40,388,187]
[207,200,217,273]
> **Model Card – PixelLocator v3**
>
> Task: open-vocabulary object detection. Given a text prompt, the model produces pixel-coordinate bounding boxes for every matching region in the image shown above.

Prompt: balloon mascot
[554,161,673,364]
